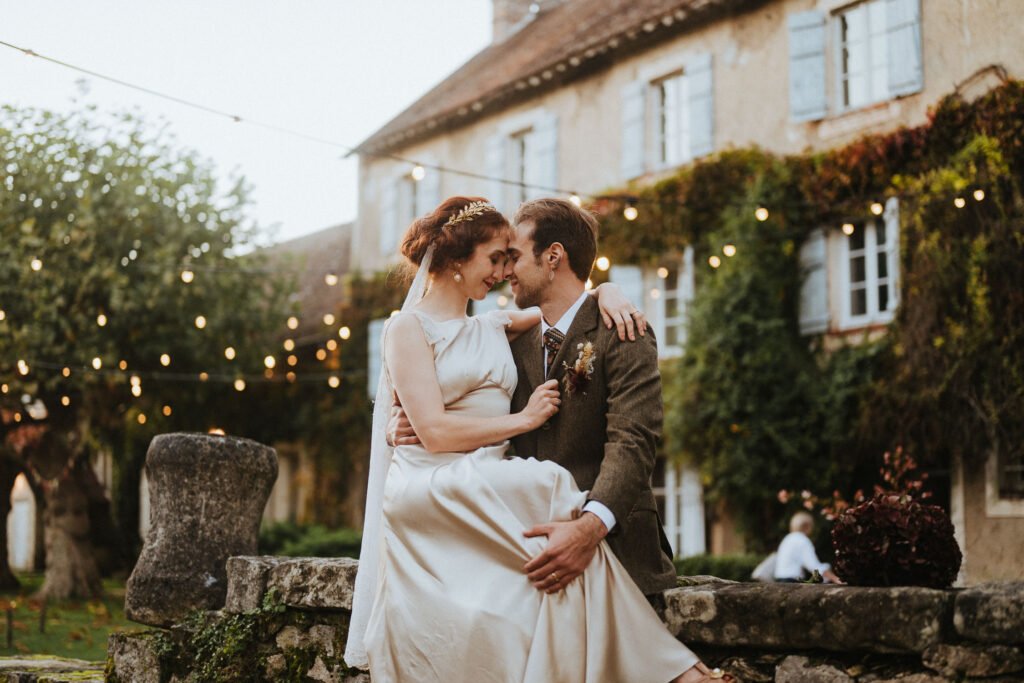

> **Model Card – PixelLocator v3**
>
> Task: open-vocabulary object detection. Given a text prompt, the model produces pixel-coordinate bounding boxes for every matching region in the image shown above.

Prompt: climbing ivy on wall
[594,81,1024,547]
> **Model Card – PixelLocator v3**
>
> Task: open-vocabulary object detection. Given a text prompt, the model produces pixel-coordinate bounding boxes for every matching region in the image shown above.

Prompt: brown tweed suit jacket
[508,295,677,595]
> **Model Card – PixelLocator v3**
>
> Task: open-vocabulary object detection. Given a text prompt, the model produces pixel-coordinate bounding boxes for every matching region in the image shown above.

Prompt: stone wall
[107,556,1024,682]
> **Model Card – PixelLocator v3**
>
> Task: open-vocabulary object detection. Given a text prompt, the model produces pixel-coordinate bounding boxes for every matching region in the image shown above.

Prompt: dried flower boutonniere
[562,341,596,396]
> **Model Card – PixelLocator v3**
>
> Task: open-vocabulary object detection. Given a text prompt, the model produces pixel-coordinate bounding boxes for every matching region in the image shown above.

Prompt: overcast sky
[1,1,492,244]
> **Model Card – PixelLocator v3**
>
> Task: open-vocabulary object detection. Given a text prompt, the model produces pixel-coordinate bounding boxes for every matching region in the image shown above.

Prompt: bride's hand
[523,379,561,429]
[593,282,647,341]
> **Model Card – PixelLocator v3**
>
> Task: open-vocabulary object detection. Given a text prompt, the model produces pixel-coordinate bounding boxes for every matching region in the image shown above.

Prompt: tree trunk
[0,455,23,590]
[37,467,103,599]
[30,433,102,600]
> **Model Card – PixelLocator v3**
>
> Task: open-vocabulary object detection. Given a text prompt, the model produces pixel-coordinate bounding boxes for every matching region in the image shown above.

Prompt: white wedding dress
[362,308,698,683]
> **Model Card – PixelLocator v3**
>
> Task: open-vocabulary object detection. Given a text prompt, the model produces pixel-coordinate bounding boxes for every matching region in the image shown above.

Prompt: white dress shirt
[540,292,617,533]
[773,531,831,580]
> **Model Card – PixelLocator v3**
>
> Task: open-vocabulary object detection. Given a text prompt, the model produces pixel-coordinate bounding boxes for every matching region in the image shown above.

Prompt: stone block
[954,582,1024,644]
[664,583,952,653]
[775,655,854,683]
[923,643,1024,677]
[224,555,287,613]
[126,433,278,627]
[106,632,164,683]
[267,557,360,610]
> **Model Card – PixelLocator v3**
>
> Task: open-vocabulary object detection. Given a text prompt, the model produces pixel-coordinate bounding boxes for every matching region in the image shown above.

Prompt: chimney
[492,1,558,43]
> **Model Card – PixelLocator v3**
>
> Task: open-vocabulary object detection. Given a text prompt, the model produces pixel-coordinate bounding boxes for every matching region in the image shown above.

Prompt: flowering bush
[831,493,961,588]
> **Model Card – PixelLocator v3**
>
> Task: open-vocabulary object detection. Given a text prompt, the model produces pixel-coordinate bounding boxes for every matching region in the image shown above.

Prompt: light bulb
[131,385,142,397]
[339,326,351,340]
[160,354,171,367]
[324,273,339,286]
[326,339,338,351]
[623,206,638,221]
[316,349,327,361]
[194,315,207,329]
[234,379,246,392]
[723,244,737,257]
[283,339,295,351]
[287,355,298,367]
[162,405,172,417]
[870,202,884,216]
[97,313,108,327]
[323,313,336,326]
[0,309,5,321]
[954,197,966,209]
[224,346,236,360]
[569,194,582,207]
[842,223,855,235]
[61,395,71,407]
[973,189,985,201]
[657,267,669,279]
[709,255,722,268]
[585,279,594,290]
[137,413,147,425]
[754,207,769,222]
[199,372,209,382]
[264,356,276,369]
[411,164,426,181]
[649,289,662,300]
[595,256,611,271]
[92,357,102,370]
[17,360,29,375]
[62,367,71,377]
[497,295,509,307]
[30,258,43,271]
[328,376,341,389]
[181,270,195,283]
[287,316,299,330]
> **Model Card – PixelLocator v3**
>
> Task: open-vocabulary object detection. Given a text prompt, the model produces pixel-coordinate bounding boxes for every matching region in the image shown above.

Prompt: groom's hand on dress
[522,513,607,593]
[386,405,421,447]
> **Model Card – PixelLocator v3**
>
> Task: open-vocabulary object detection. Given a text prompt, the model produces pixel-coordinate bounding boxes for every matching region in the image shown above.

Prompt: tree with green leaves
[0,105,293,598]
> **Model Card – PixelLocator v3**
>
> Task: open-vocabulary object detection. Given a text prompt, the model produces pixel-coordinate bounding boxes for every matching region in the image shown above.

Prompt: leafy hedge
[259,521,361,558]
[674,553,764,582]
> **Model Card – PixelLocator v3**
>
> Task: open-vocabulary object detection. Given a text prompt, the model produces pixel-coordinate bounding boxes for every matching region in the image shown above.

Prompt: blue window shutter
[378,179,398,255]
[788,11,827,122]
[620,80,646,179]
[887,0,923,96]
[609,265,645,316]
[526,113,558,200]
[484,132,507,212]
[687,53,714,158]
[799,228,830,335]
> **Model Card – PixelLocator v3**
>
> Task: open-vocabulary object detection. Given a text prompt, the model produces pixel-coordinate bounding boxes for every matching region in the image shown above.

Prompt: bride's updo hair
[400,196,510,275]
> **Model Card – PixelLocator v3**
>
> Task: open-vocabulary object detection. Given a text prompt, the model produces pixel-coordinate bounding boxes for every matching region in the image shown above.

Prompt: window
[998,446,1024,500]
[620,54,713,179]
[840,200,899,328]
[838,0,890,109]
[653,71,690,169]
[786,1,921,122]
[508,128,535,207]
[379,166,440,257]
[487,112,557,212]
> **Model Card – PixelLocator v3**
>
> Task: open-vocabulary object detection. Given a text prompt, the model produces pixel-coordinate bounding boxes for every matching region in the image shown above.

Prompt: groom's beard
[513,278,546,310]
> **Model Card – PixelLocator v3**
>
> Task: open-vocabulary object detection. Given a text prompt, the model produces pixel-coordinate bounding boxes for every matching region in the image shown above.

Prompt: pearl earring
[454,270,464,284]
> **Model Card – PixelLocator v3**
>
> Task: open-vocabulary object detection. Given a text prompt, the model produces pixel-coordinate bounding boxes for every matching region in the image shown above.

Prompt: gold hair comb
[444,201,496,229]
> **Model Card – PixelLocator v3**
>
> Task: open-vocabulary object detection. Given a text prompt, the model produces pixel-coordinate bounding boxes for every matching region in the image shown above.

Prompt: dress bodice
[395,309,518,418]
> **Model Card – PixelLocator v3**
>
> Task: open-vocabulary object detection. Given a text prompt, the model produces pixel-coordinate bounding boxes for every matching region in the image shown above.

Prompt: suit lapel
[520,325,546,392]
[548,296,600,385]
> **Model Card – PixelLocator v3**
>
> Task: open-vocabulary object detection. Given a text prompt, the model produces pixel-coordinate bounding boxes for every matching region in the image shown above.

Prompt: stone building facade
[350,0,1024,581]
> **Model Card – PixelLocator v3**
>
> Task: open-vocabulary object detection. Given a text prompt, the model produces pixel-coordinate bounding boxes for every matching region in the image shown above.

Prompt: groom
[503,198,677,599]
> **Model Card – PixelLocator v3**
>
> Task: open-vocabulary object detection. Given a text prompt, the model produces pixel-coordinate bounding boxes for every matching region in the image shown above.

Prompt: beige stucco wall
[355,0,1023,273]
[955,452,1024,583]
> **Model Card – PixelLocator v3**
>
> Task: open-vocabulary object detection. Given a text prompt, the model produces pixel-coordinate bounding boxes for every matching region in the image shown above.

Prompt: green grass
[0,574,135,662]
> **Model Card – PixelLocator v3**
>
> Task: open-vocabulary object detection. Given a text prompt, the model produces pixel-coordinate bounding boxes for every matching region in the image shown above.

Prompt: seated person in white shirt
[773,511,843,583]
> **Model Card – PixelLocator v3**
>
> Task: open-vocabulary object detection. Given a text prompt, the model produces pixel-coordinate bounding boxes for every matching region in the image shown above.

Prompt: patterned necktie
[543,327,565,377]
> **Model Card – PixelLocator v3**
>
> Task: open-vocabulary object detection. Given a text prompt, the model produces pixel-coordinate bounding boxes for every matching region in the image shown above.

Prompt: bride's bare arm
[502,283,648,341]
[386,314,560,454]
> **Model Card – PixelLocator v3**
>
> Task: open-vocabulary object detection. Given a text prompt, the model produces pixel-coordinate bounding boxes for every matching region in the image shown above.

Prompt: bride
[345,196,728,682]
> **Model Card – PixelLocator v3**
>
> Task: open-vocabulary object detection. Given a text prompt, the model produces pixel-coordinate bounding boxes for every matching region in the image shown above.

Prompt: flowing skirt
[363,442,698,683]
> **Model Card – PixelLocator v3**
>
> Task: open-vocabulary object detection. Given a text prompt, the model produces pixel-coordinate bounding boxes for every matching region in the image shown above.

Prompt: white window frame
[651,70,691,171]
[985,448,1024,518]
[838,199,899,329]
[645,247,694,359]
[507,127,535,208]
[834,0,891,112]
